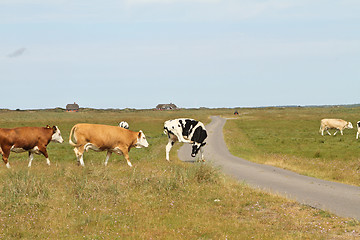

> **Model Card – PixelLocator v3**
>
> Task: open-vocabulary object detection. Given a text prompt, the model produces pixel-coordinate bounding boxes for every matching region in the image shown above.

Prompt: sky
[1,0,360,110]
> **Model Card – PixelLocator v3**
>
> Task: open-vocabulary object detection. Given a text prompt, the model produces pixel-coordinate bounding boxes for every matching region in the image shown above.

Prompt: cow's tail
[68,125,80,147]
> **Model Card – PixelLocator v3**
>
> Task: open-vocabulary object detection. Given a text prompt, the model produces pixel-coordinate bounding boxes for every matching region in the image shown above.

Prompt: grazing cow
[164,118,207,161]
[119,121,129,129]
[69,123,149,167]
[356,121,360,139]
[0,125,63,168]
[319,119,353,136]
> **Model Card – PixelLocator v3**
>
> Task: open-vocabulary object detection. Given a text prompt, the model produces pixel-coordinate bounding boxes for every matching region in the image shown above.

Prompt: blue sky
[1,0,360,109]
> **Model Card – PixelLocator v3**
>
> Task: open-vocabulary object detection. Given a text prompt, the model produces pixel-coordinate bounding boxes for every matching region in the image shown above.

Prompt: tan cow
[0,126,63,168]
[319,119,353,136]
[69,123,149,167]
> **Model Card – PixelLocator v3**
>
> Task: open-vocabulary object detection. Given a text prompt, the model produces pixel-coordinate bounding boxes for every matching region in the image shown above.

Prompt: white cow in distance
[319,119,353,136]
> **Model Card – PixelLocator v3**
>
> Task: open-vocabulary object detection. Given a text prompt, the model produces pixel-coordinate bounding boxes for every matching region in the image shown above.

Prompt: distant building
[66,102,79,112]
[156,103,178,110]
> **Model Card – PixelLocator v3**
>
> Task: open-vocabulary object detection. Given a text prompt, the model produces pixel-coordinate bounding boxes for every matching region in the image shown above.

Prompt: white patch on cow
[6,162,10,169]
[110,147,123,155]
[135,130,149,148]
[10,146,26,153]
[79,155,85,167]
[73,148,85,166]
[119,121,129,129]
[30,146,40,154]
[104,151,112,166]
[46,158,50,166]
[12,146,41,154]
[52,126,64,143]
[84,143,102,152]
[28,153,34,167]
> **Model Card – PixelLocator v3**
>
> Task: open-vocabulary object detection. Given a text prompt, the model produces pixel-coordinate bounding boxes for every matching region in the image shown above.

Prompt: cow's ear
[138,131,142,138]
[52,126,57,131]
[46,125,50,129]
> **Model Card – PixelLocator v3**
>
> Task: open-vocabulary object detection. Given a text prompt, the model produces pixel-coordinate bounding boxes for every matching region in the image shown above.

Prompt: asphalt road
[178,116,360,220]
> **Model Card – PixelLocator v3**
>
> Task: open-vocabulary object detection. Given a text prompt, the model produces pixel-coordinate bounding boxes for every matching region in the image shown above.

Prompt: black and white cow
[356,121,360,139]
[119,121,129,129]
[163,118,207,161]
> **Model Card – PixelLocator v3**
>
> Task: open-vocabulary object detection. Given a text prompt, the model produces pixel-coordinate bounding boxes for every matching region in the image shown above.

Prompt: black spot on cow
[191,126,207,143]
[181,119,198,138]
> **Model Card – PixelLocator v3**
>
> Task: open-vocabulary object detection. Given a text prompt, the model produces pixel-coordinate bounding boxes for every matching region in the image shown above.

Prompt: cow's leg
[357,132,359,139]
[74,146,85,167]
[104,151,112,166]
[334,130,339,136]
[326,129,332,135]
[1,145,11,169]
[121,150,132,167]
[199,146,205,162]
[38,146,51,166]
[165,140,175,161]
[340,129,344,135]
[28,152,34,167]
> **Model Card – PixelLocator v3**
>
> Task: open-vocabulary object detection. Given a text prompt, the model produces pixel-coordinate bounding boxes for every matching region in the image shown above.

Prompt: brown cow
[0,125,64,168]
[68,123,149,167]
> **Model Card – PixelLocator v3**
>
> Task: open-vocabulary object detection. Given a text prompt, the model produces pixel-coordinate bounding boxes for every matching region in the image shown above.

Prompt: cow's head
[51,126,64,143]
[190,125,207,157]
[347,122,354,129]
[135,130,149,148]
[191,142,206,157]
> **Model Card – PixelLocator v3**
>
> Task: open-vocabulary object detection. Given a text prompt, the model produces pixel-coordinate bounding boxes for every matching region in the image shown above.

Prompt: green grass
[224,106,360,185]
[0,108,359,239]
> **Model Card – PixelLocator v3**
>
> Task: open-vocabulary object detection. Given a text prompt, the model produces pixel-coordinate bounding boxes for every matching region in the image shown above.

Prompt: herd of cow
[0,118,208,168]
[2,117,359,169]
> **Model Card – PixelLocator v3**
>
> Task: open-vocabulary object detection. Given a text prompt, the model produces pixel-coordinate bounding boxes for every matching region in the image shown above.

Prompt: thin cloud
[7,48,26,58]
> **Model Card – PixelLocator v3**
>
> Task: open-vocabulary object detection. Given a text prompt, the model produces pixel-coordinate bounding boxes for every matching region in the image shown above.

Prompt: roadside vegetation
[0,108,359,239]
[224,106,360,186]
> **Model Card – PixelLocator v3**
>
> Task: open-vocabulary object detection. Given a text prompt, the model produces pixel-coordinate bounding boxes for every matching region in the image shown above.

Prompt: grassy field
[223,106,360,186]
[0,108,359,239]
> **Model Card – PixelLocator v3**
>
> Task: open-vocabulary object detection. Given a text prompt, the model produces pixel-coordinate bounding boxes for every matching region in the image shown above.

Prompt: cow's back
[73,124,135,148]
[0,127,49,147]
[321,119,346,127]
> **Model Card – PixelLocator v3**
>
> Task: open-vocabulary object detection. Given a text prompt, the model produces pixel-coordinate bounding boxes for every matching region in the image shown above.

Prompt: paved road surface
[178,116,360,220]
